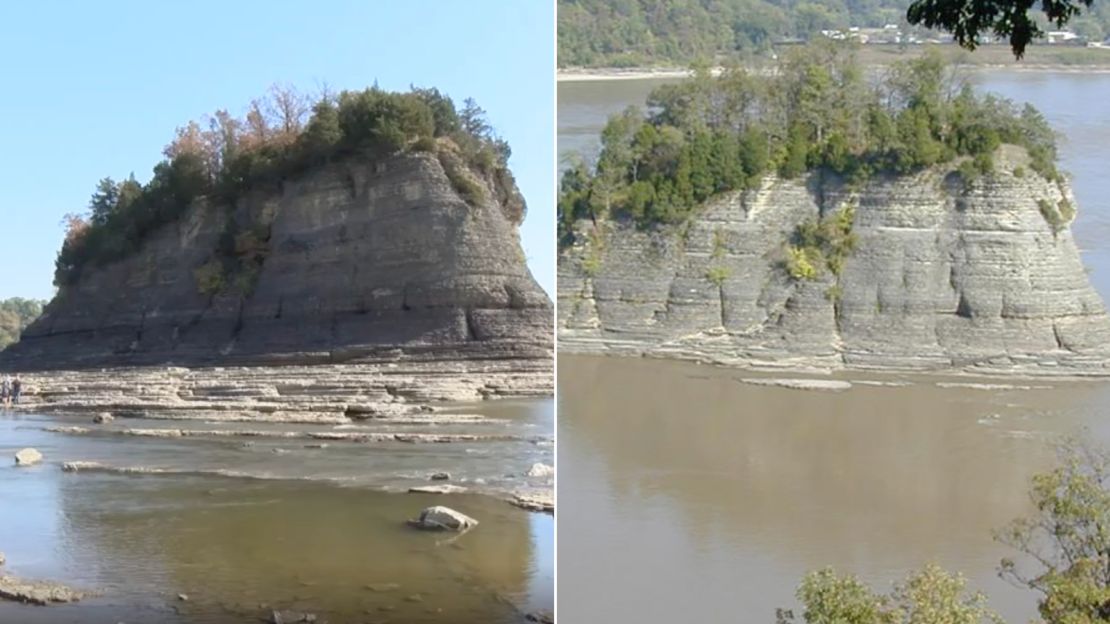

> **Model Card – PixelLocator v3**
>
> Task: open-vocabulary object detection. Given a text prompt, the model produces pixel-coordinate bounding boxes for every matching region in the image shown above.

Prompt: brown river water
[0,400,553,623]
[558,71,1110,623]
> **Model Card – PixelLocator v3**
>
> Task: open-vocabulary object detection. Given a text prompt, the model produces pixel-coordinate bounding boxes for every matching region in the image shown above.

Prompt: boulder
[92,412,114,424]
[526,463,554,478]
[14,448,42,466]
[429,471,451,481]
[406,506,478,531]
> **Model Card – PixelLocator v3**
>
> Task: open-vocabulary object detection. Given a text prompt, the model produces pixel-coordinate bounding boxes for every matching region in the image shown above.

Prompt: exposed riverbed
[0,399,553,623]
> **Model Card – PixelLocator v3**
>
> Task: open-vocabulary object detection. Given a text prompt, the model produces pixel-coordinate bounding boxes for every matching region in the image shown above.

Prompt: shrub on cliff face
[785,205,857,281]
[1039,198,1076,234]
[55,85,513,287]
[558,42,1061,239]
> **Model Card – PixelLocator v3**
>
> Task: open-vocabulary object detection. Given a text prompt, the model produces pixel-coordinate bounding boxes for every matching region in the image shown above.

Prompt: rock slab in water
[429,471,451,481]
[739,378,852,391]
[408,484,468,494]
[526,462,555,477]
[14,448,42,466]
[270,610,317,624]
[407,506,478,531]
[0,575,84,605]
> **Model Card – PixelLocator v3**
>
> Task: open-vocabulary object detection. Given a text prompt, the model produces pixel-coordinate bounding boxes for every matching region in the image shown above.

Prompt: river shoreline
[558,63,1110,82]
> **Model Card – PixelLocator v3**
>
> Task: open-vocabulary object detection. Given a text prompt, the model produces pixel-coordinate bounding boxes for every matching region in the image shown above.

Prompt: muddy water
[558,356,1110,622]
[0,400,552,623]
[558,71,1110,622]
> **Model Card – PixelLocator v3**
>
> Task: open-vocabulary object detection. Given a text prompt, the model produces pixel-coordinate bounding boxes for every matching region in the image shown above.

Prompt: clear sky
[0,0,555,300]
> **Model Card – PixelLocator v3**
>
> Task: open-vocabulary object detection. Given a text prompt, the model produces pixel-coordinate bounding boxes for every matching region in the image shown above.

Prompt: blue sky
[0,0,554,300]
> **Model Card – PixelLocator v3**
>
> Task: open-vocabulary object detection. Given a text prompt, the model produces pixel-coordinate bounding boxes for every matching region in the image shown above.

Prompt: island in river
[0,85,553,623]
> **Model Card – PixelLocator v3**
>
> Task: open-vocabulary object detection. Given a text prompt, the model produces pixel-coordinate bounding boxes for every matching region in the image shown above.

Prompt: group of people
[2,374,23,406]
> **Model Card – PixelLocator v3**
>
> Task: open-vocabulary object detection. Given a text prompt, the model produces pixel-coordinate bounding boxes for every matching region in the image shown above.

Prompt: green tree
[907,0,1094,58]
[995,438,1110,624]
[778,565,1002,624]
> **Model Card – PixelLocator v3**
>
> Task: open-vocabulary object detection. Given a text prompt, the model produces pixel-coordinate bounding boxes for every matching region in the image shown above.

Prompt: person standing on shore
[2,375,11,408]
[12,375,22,405]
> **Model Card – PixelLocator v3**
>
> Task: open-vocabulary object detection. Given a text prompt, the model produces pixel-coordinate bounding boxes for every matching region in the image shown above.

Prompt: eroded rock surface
[0,151,551,394]
[559,148,1110,375]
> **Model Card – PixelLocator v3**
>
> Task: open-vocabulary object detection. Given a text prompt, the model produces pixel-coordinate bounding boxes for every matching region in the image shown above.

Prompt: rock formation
[2,150,552,408]
[558,146,1110,375]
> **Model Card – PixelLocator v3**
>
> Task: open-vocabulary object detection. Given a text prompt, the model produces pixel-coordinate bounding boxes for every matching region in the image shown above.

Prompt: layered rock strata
[1,150,552,405]
[558,146,1110,374]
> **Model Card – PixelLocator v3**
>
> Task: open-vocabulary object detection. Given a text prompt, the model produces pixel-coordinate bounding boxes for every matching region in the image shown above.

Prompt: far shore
[558,62,1110,82]
[559,44,1110,82]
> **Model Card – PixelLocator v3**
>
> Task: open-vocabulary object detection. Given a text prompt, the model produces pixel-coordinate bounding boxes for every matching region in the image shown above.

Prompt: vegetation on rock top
[56,85,515,290]
[558,42,1061,246]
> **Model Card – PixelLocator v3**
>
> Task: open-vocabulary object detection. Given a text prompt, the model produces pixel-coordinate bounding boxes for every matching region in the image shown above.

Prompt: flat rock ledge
[0,575,85,605]
[10,359,552,422]
[510,492,554,514]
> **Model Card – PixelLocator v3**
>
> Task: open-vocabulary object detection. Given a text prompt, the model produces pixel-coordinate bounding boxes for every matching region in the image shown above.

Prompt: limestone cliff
[5,151,552,377]
[558,146,1110,375]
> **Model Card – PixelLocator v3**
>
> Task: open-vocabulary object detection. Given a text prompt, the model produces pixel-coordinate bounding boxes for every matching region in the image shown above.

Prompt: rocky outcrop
[0,575,85,605]
[2,151,551,389]
[558,146,1110,375]
[11,359,551,420]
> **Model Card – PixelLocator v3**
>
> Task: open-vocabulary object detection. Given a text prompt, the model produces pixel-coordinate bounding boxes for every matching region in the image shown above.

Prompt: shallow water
[557,71,1110,623]
[0,400,553,623]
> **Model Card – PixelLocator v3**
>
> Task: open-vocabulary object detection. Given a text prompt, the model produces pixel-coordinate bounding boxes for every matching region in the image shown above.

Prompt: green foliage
[1039,197,1075,233]
[995,438,1110,624]
[56,86,510,287]
[439,151,487,206]
[778,565,1002,624]
[907,0,1094,58]
[579,228,606,278]
[1013,166,1026,178]
[0,298,46,350]
[559,0,931,68]
[786,245,822,280]
[558,44,1061,239]
[706,265,731,286]
[787,205,857,280]
[193,259,225,296]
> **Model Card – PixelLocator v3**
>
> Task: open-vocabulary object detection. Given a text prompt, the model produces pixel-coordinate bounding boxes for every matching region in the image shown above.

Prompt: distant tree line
[57,85,513,288]
[558,0,1110,67]
[558,42,1059,243]
[0,298,45,349]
